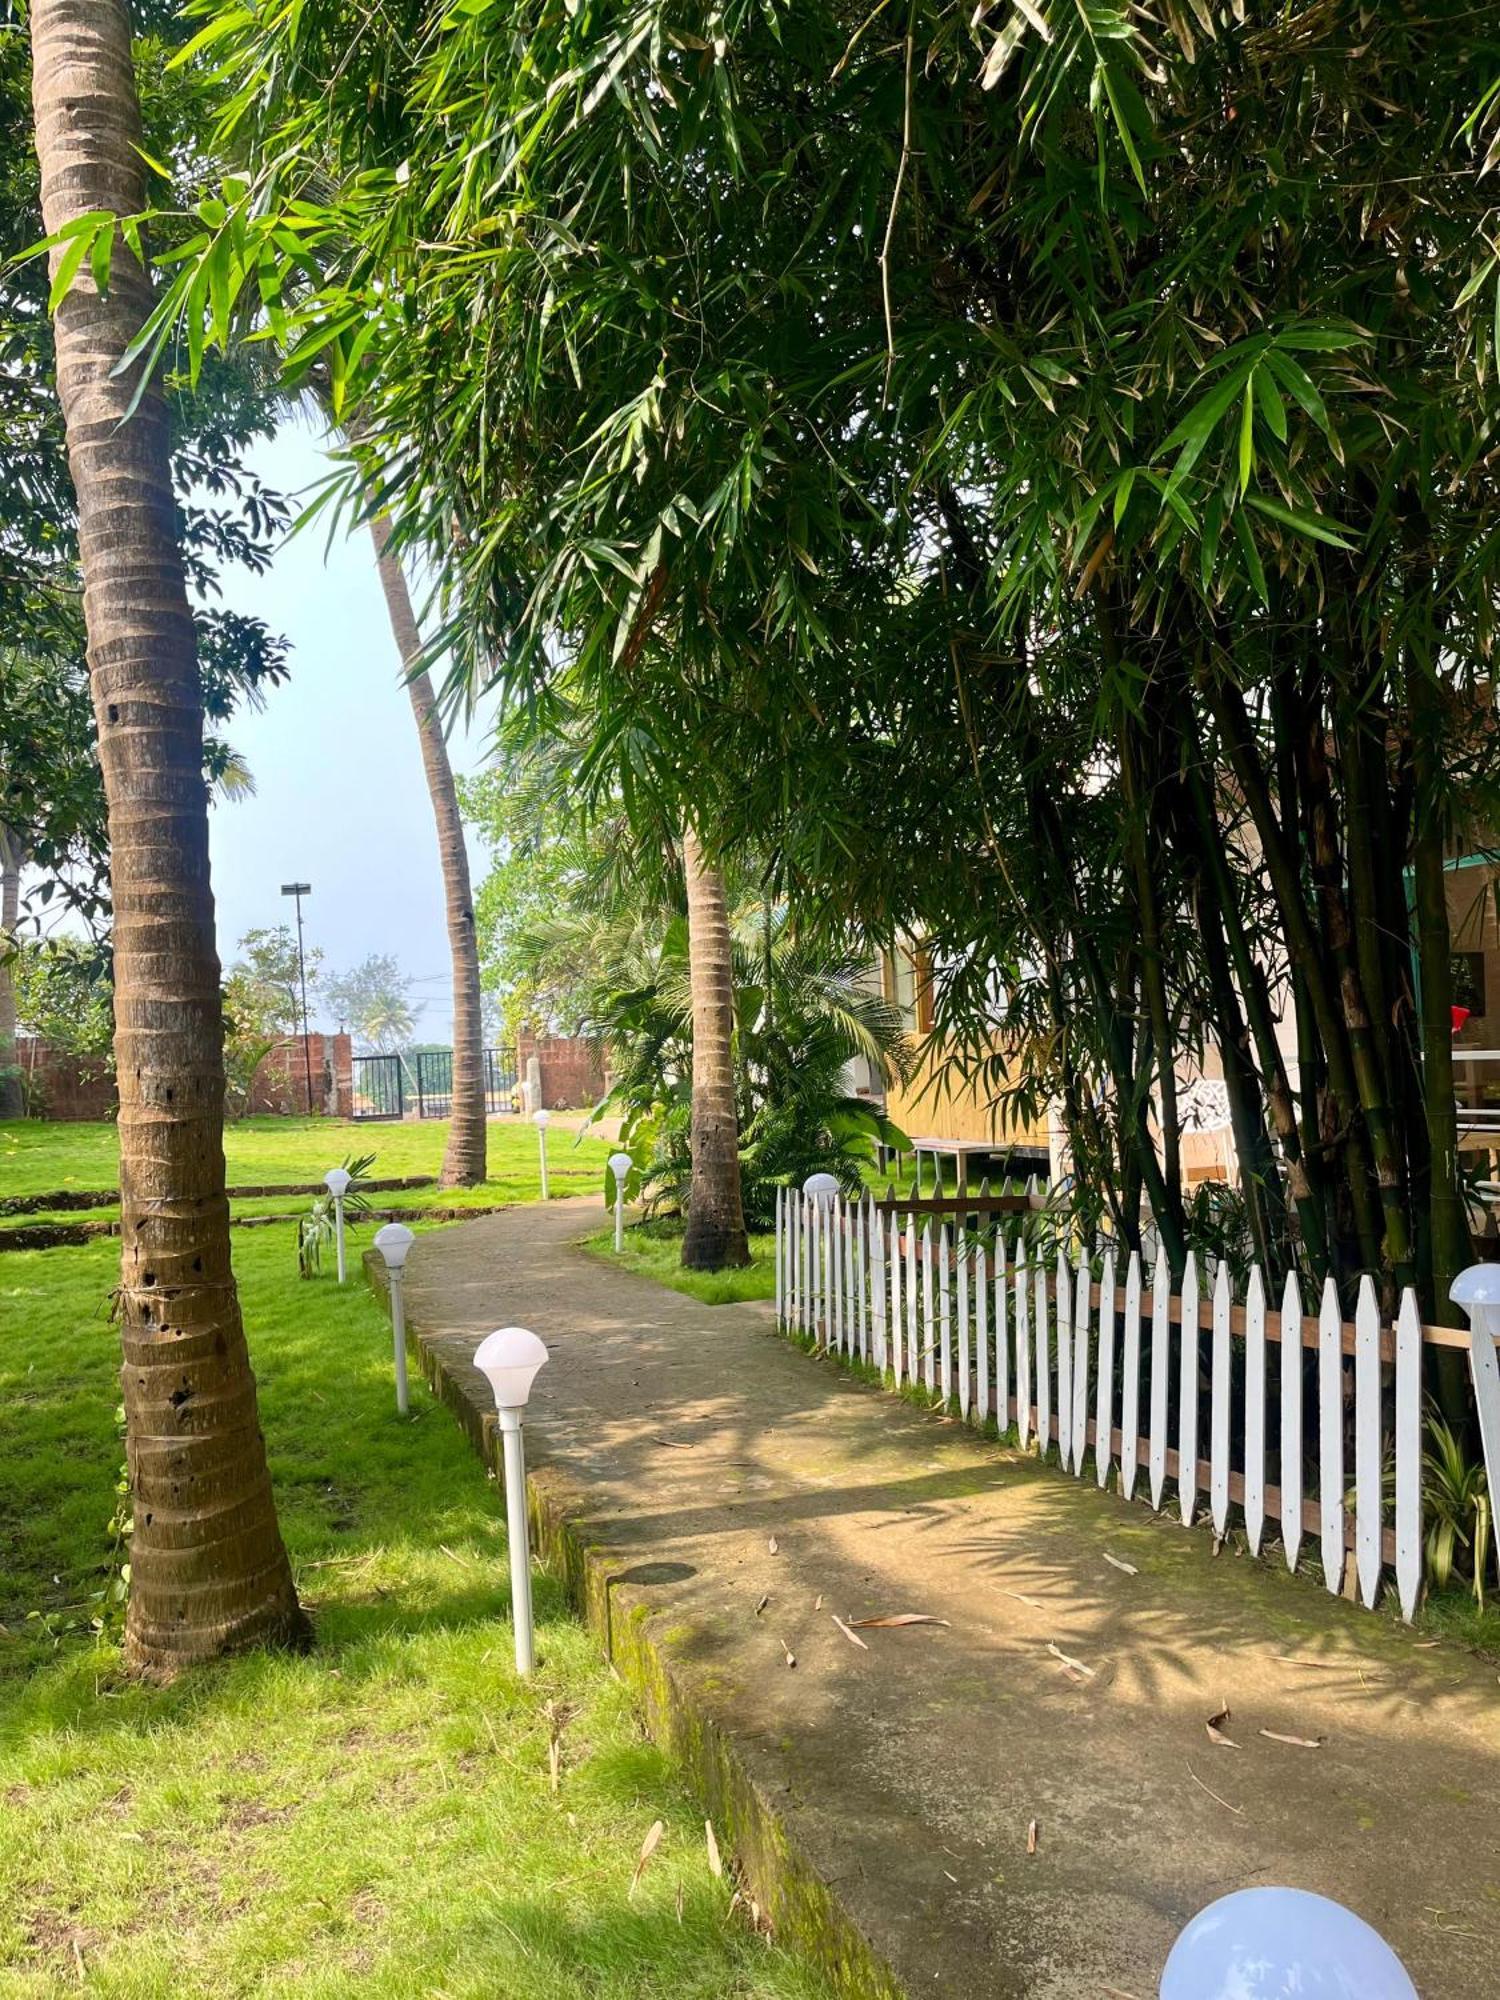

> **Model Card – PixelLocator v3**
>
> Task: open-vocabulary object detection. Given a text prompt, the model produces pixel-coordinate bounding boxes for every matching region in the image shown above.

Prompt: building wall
[884,1043,1050,1149]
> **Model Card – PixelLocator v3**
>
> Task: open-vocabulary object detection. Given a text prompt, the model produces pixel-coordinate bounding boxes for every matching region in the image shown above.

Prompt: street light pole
[281,880,315,1115]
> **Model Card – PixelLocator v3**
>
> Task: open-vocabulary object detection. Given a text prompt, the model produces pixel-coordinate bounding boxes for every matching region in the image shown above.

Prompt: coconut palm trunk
[680,825,749,1269]
[0,829,23,1118]
[30,0,305,1673]
[366,512,487,1186]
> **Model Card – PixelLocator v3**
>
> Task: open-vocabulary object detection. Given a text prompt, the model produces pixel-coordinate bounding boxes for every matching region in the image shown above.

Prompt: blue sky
[206,424,495,1041]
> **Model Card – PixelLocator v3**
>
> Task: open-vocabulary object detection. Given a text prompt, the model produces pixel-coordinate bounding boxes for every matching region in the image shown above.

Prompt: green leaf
[1237,380,1255,497]
[1232,508,1268,606]
[47,227,93,314]
[1244,493,1357,550]
[1254,366,1286,443]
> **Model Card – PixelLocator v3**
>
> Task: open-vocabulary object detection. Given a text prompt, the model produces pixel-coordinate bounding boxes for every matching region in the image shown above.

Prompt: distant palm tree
[28,0,303,1672]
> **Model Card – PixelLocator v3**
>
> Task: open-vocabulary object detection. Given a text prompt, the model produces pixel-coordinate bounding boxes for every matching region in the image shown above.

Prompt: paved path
[390,1201,1500,1998]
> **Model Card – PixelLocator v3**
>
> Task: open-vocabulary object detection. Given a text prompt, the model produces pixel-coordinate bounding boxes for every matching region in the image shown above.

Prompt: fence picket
[1071,1245,1090,1474]
[1319,1276,1345,1596]
[1210,1257,1232,1538]
[889,1214,903,1386]
[1148,1240,1170,1509]
[1178,1251,1199,1528]
[957,1231,972,1420]
[1279,1270,1303,1570]
[775,1189,784,1326]
[846,1198,858,1358]
[995,1232,1010,1434]
[1055,1251,1073,1471]
[1244,1265,1267,1557]
[1355,1274,1382,1609]
[1120,1251,1143,1502]
[1035,1255,1051,1452]
[854,1199,866,1362]
[1016,1241,1032,1449]
[1095,1245,1117,1490]
[939,1224,953,1407]
[976,1242,990,1425]
[923,1222,937,1393]
[1395,1288,1422,1623]
[905,1213,919,1384]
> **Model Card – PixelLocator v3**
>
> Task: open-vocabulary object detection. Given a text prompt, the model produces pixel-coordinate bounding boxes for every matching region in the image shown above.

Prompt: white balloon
[1161,1889,1418,1999]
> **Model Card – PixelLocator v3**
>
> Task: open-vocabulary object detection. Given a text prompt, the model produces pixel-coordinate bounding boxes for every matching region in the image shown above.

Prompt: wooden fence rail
[773,1187,1499,1624]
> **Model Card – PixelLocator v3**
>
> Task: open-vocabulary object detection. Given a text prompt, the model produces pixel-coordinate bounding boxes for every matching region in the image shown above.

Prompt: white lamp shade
[374,1222,416,1271]
[533,1108,551,1129]
[1160,1888,1417,1999]
[473,1325,549,1411]
[324,1167,352,1198]
[609,1151,633,1182]
[803,1171,840,1205]
[1452,1262,1500,1310]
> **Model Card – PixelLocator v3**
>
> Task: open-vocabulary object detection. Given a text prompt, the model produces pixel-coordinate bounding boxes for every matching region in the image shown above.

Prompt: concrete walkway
[383,1201,1500,1998]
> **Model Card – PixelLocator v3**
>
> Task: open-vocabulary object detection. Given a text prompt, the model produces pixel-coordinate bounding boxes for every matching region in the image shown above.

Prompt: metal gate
[352,1047,520,1120]
[485,1047,519,1114]
[351,1053,404,1121]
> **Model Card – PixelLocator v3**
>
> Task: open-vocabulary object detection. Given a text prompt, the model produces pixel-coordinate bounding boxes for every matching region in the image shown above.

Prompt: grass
[580,1217,777,1306]
[0,1222,830,1999]
[0,1117,616,1231]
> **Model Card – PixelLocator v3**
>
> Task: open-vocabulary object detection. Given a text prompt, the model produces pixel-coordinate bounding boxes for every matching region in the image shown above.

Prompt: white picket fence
[773,1186,1495,1623]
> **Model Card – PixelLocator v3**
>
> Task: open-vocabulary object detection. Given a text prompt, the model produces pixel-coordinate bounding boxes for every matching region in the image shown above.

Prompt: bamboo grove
[113,0,1500,1366]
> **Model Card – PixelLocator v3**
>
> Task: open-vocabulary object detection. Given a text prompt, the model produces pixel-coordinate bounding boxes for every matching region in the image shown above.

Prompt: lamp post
[533,1107,551,1200]
[324,1166,351,1283]
[608,1150,633,1251]
[1159,1887,1417,1999]
[803,1173,839,1343]
[373,1222,415,1414]
[472,1326,550,1674]
[280,880,315,1115]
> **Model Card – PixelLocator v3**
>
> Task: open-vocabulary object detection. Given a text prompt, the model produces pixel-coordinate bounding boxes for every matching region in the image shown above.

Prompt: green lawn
[0,1115,615,1217]
[581,1217,777,1306]
[0,1225,828,1999]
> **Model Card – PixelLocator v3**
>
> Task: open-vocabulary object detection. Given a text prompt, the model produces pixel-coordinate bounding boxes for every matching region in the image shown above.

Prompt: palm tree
[680,826,750,1269]
[366,511,487,1187]
[29,0,304,1673]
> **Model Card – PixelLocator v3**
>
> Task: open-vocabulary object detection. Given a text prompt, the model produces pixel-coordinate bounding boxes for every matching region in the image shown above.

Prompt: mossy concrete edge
[365,1250,904,2000]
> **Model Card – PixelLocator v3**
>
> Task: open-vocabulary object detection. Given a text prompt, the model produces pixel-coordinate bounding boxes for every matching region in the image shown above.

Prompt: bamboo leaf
[1243,493,1356,550]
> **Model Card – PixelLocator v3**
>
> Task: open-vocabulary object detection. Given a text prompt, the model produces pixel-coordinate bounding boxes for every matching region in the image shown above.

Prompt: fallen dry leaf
[832,1614,870,1651]
[814,1594,823,1611]
[1047,1640,1095,1679]
[1259,1729,1323,1749]
[1271,1654,1340,1670]
[1026,1818,1039,1855]
[998,1589,1048,1609]
[849,1613,952,1629]
[1185,1761,1244,1816]
[1102,1552,1138,1576]
[1204,1704,1239,1750]
[754,1594,769,1617]
[780,1636,796,1669]
[768,1536,779,1555]
[705,1819,723,1879]
[630,1820,665,1896]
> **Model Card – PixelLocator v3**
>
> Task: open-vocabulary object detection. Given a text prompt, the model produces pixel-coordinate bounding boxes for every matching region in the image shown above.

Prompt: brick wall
[15,1032,353,1121]
[15,1039,116,1120]
[517,1032,607,1111]
[248,1033,353,1118]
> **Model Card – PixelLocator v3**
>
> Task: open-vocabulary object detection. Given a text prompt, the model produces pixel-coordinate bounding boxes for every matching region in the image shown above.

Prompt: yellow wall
[885,1043,1049,1149]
